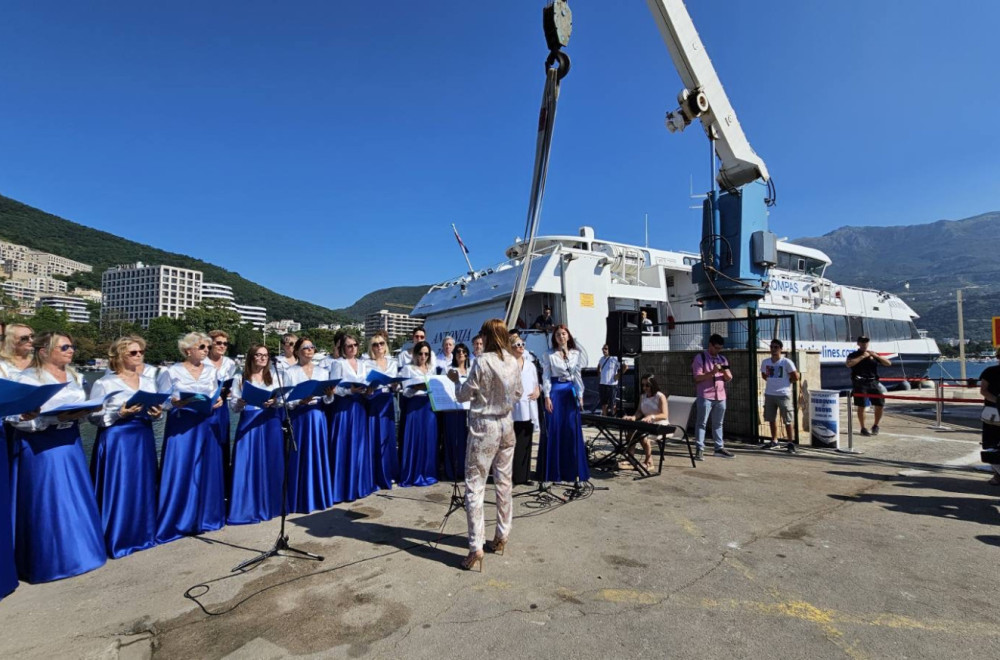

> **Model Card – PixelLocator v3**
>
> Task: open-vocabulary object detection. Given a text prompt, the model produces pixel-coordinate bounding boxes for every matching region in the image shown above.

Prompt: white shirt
[275,355,298,374]
[400,363,433,398]
[206,355,238,382]
[761,356,797,397]
[11,367,87,432]
[89,371,160,428]
[283,362,333,406]
[230,371,281,412]
[513,354,540,424]
[436,352,454,370]
[0,358,27,381]
[398,349,437,372]
[598,355,621,386]
[156,362,220,410]
[542,348,585,398]
[330,357,369,396]
[639,391,669,423]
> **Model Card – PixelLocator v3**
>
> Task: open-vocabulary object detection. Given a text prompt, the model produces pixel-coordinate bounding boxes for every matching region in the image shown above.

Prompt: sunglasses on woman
[371,340,386,346]
[512,341,525,348]
[17,334,34,344]
[127,349,145,357]
[58,344,75,352]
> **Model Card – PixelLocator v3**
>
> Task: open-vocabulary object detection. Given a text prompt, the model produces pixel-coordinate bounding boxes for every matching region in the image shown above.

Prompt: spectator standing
[760,339,798,451]
[692,334,734,460]
[845,335,890,436]
[597,344,625,416]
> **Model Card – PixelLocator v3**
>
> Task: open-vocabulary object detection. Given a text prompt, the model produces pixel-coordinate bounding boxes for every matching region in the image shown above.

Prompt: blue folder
[286,379,341,402]
[125,390,172,409]
[0,380,68,418]
[240,382,292,408]
[177,389,219,416]
[44,390,120,416]
[366,371,408,388]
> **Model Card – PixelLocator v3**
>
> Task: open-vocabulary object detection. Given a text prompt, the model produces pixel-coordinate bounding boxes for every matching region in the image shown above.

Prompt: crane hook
[545,50,571,81]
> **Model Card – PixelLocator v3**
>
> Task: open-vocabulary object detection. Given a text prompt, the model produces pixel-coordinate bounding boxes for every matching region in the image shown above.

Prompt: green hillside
[0,194,347,326]
[340,285,430,320]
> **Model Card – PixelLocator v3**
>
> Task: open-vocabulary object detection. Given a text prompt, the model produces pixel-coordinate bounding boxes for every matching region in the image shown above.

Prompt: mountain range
[792,211,999,341]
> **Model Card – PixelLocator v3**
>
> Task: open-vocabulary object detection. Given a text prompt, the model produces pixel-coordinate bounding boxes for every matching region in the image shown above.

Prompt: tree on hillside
[29,306,70,335]
[183,300,243,335]
[146,316,186,364]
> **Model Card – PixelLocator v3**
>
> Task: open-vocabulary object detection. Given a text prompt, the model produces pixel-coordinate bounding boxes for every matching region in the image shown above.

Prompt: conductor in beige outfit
[449,319,523,571]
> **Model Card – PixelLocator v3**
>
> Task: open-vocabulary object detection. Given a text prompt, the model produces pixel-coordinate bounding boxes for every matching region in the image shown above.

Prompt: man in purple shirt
[692,334,734,460]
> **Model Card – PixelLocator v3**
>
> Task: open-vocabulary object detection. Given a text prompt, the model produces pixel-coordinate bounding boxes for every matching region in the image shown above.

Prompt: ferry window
[868,318,888,342]
[804,258,826,277]
[795,312,815,341]
[823,315,838,342]
[834,315,848,342]
[848,316,864,341]
[908,320,920,339]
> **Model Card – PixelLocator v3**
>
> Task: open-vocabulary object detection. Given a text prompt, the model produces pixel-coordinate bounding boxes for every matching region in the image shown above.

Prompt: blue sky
[2,1,998,311]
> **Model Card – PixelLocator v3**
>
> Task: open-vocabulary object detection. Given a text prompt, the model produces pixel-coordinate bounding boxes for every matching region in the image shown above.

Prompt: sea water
[927,360,995,382]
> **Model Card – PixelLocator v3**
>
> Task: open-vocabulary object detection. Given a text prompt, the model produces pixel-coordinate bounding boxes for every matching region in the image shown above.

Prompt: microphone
[270,355,279,364]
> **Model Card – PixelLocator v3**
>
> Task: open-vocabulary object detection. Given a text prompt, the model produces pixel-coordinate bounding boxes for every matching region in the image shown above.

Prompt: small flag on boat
[453,224,470,254]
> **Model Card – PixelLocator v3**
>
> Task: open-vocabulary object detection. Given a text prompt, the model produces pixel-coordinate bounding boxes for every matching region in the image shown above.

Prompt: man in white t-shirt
[760,339,799,451]
[597,344,625,416]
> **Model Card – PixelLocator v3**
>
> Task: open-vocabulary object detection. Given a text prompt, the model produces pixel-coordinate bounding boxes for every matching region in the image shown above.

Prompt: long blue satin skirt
[228,406,284,524]
[367,391,399,490]
[440,410,468,482]
[286,404,335,514]
[11,424,106,583]
[331,394,376,503]
[210,403,232,493]
[399,396,438,487]
[90,416,158,558]
[156,408,226,543]
[538,381,589,483]
[0,426,17,599]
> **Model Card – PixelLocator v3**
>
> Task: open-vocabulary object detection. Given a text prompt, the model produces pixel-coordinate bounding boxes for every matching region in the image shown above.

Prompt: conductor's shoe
[694,448,704,461]
[714,448,735,459]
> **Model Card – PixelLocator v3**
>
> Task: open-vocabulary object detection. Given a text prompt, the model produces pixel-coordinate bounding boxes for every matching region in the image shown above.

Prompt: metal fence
[635,311,798,442]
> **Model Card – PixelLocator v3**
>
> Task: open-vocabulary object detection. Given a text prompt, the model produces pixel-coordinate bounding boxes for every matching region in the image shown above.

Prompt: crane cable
[505,10,571,329]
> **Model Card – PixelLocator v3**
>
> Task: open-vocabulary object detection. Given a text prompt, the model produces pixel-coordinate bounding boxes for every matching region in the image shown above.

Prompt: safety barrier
[838,378,982,453]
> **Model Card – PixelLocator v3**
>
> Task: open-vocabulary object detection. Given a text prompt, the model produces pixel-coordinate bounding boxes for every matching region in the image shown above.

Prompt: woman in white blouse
[398,340,438,487]
[283,336,336,513]
[154,332,225,544]
[10,332,106,583]
[0,323,34,598]
[0,323,33,379]
[509,331,540,485]
[440,343,471,482]
[330,334,375,502]
[364,331,399,490]
[227,344,284,524]
[89,335,163,558]
[539,324,589,486]
[205,330,238,491]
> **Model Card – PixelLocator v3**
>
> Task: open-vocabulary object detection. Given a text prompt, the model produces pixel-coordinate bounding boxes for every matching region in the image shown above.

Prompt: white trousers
[464,414,515,552]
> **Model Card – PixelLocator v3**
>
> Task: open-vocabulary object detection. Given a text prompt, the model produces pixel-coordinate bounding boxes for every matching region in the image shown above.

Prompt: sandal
[485,536,507,556]
[460,551,484,571]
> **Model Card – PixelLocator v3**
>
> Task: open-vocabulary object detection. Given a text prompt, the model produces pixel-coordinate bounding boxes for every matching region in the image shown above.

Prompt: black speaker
[606,312,642,357]
[621,328,642,356]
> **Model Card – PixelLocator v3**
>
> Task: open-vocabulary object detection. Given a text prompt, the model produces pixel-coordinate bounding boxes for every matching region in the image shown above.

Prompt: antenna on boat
[452,223,475,276]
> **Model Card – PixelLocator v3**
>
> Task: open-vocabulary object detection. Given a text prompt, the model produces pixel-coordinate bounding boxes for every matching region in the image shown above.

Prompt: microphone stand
[231,355,324,572]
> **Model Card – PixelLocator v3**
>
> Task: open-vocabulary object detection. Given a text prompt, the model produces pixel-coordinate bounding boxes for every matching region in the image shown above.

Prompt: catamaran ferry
[412,226,939,390]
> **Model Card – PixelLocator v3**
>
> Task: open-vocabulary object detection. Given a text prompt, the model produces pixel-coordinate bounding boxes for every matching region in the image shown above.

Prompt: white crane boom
[646,0,770,189]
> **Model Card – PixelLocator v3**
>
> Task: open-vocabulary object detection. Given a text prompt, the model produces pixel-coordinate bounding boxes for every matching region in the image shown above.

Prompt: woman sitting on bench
[622,374,669,470]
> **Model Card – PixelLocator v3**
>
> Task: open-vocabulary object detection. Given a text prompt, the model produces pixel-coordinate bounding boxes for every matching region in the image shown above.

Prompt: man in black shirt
[845,335,891,436]
[532,306,554,331]
[979,347,1000,485]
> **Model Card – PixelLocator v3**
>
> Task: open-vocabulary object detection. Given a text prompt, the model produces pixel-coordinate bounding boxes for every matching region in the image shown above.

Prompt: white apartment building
[364,309,422,340]
[38,295,90,324]
[265,319,302,334]
[201,282,236,303]
[101,262,203,328]
[234,303,267,330]
[202,282,267,329]
[0,240,92,278]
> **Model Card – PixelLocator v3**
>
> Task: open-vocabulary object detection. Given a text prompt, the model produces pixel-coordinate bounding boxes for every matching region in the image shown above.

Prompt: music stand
[437,412,467,533]
[231,358,324,572]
